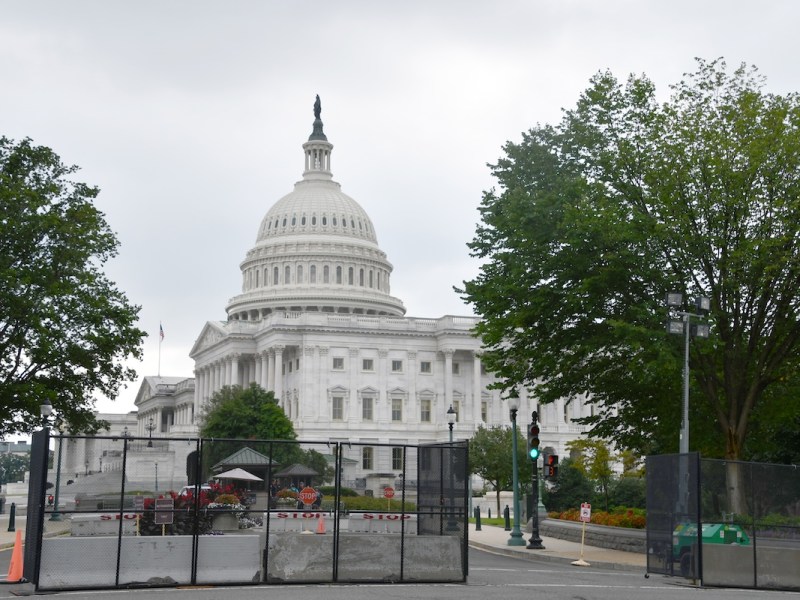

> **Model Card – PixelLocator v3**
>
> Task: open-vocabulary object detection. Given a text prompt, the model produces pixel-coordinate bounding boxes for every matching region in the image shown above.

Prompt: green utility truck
[672,522,751,577]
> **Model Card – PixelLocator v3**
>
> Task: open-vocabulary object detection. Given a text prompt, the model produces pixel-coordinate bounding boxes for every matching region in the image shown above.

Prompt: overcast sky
[3,1,799,416]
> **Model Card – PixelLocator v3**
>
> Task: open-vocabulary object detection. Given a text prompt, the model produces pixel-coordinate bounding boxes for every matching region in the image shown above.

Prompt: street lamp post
[146,417,156,448]
[50,424,64,521]
[507,394,525,546]
[154,461,159,491]
[446,405,458,531]
[666,293,710,454]
[84,460,89,476]
[447,405,456,443]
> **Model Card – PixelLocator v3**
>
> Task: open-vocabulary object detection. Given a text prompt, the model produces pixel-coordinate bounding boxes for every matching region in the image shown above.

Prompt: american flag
[160,323,164,341]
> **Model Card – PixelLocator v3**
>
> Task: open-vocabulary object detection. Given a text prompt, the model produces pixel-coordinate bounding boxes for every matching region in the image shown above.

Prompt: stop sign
[383,487,395,499]
[298,487,317,505]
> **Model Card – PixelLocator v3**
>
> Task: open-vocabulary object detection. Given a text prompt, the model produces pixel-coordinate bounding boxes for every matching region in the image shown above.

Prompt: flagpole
[158,323,163,377]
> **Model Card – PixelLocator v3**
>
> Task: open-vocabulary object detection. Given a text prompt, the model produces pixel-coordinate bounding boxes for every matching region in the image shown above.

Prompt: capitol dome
[226,99,406,320]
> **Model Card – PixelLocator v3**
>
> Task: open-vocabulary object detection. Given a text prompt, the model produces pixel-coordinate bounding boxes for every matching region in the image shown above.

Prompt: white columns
[273,346,284,403]
[443,348,454,418]
[473,352,482,423]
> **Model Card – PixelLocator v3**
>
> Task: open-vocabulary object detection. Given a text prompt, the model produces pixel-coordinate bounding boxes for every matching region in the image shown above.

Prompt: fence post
[7,502,15,532]
[474,506,481,531]
[503,505,511,531]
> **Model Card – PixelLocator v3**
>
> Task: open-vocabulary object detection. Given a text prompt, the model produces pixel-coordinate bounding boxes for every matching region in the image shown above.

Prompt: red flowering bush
[548,507,646,529]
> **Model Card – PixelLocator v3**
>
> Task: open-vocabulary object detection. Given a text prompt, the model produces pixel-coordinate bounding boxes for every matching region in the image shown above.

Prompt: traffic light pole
[527,411,545,549]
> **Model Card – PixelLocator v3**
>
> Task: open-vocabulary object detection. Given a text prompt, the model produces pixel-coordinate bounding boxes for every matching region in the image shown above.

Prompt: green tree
[0,137,145,436]
[566,439,615,511]
[542,458,593,513]
[469,425,527,515]
[199,384,333,482]
[459,59,800,463]
[0,452,30,485]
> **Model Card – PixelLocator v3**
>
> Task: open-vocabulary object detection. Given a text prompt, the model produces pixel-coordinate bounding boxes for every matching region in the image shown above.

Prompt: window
[391,360,403,373]
[273,267,279,285]
[297,265,303,283]
[284,266,291,284]
[295,358,300,370]
[324,265,330,283]
[420,361,432,374]
[359,268,364,286]
[336,266,342,284]
[332,397,344,421]
[391,398,402,422]
[362,447,373,470]
[362,358,374,371]
[453,401,461,422]
[420,399,431,422]
[348,267,354,285]
[452,362,460,375]
[310,265,316,283]
[332,357,344,370]
[392,447,403,471]
[362,397,373,421]
[481,401,487,422]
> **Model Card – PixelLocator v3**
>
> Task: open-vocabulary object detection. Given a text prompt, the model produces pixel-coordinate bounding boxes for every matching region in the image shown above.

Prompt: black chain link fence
[26,430,469,591]
[646,453,800,591]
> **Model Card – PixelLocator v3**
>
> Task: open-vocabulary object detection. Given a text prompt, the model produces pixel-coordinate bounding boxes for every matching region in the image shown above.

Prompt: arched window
[369,270,373,288]
[359,268,364,286]
[348,267,354,285]
[285,266,291,284]
[336,266,342,284]
[322,215,327,225]
[291,216,296,226]
[255,270,259,287]
[273,267,279,285]
[324,265,330,283]
[310,265,317,283]
[297,265,303,283]
[312,215,317,225]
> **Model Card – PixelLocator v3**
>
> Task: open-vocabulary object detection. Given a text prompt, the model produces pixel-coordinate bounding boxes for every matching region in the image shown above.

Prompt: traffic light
[527,423,540,461]
[544,454,559,479]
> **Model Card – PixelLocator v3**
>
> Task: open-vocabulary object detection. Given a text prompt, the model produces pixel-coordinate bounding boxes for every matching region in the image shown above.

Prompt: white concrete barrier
[348,512,417,533]
[70,513,138,536]
[263,510,329,532]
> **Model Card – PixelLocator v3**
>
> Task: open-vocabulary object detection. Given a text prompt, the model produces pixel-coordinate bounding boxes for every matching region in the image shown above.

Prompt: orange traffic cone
[316,514,326,534]
[7,530,23,582]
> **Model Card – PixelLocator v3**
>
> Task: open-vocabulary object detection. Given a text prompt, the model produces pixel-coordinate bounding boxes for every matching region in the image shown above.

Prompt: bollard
[7,502,15,532]
[488,507,491,519]
[474,506,482,531]
[503,505,511,531]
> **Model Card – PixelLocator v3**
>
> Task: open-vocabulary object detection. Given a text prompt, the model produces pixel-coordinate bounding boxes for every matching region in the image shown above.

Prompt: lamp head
[446,405,456,426]
[40,398,53,419]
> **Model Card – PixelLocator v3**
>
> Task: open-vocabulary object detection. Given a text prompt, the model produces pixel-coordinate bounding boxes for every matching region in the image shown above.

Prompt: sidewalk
[468,523,647,571]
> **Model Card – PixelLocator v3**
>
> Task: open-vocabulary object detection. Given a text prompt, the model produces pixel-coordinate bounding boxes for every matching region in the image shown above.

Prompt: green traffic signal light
[527,423,540,462]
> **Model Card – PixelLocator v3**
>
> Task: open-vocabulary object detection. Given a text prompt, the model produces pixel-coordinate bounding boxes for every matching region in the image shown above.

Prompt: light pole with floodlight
[507,393,525,546]
[666,293,710,454]
[446,405,458,531]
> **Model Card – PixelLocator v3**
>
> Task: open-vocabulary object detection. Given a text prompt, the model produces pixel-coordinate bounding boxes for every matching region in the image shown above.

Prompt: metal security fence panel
[30,433,470,590]
[645,453,701,579]
[700,459,800,591]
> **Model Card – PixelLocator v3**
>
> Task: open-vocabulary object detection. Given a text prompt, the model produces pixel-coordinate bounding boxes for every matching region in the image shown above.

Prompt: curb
[468,540,646,573]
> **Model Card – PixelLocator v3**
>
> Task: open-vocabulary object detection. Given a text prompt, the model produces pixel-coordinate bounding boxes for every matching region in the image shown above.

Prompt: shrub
[548,507,646,529]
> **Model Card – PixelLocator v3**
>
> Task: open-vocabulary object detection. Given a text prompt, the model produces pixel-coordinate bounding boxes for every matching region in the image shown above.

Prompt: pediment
[189,321,228,356]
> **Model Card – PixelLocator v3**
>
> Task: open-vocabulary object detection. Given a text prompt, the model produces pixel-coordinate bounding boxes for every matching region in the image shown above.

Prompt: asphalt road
[2,546,798,599]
